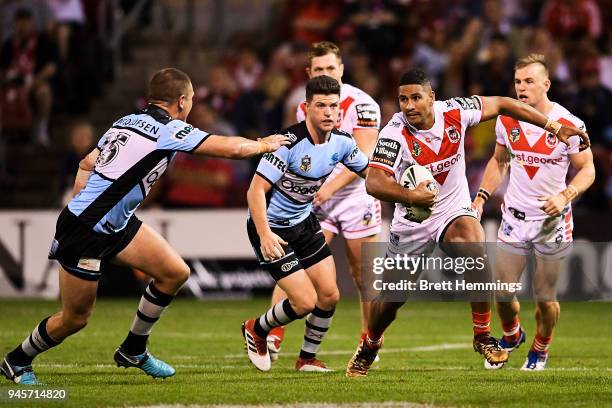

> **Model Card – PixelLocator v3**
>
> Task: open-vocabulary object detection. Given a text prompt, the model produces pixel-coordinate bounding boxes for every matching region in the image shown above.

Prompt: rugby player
[267,42,381,360]
[0,68,289,385]
[473,54,595,370]
[345,67,589,377]
[242,75,370,372]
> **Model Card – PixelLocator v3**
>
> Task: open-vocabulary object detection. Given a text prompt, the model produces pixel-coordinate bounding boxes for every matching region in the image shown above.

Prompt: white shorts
[313,194,382,240]
[388,206,479,256]
[497,207,573,259]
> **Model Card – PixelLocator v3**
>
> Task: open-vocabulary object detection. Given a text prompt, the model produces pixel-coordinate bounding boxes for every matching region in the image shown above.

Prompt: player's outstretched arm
[247,174,288,261]
[72,149,99,197]
[539,148,596,216]
[194,134,290,159]
[472,144,510,217]
[479,96,590,149]
[365,167,436,207]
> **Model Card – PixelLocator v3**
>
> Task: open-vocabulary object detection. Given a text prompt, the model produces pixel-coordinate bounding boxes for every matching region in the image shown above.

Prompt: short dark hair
[147,68,192,104]
[305,75,340,102]
[399,68,431,87]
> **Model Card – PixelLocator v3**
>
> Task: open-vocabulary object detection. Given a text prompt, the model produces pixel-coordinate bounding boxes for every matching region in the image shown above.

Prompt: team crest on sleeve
[445,125,460,143]
[412,140,422,157]
[545,133,558,148]
[509,127,521,143]
[300,155,312,172]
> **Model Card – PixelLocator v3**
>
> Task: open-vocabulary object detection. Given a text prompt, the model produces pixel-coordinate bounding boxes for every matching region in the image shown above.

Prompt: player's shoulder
[552,103,586,130]
[279,121,310,148]
[343,83,379,107]
[441,95,483,112]
[379,113,405,136]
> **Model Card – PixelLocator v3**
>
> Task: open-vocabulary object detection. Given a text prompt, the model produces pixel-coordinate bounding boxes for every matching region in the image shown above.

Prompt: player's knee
[292,291,317,316]
[62,310,91,332]
[495,290,516,303]
[537,301,559,317]
[166,261,191,286]
[319,287,340,309]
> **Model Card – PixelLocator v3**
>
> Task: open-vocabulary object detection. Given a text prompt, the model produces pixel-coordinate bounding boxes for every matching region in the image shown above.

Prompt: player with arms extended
[345,67,589,377]
[473,54,595,371]
[0,68,289,385]
[242,75,370,372]
[266,42,382,359]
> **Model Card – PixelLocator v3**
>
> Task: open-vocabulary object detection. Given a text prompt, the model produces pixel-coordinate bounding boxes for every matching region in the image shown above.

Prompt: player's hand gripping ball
[400,164,437,222]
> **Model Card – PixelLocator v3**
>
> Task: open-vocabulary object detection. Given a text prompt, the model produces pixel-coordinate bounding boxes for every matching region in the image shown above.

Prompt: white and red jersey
[369,96,484,230]
[496,103,585,220]
[297,82,380,198]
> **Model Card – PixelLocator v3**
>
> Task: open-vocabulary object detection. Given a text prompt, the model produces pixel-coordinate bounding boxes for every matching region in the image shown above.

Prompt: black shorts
[247,213,332,281]
[48,208,142,281]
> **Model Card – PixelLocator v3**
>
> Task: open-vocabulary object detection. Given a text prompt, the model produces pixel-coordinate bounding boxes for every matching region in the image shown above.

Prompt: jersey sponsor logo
[355,103,379,127]
[412,140,422,157]
[348,146,360,161]
[97,131,130,167]
[426,153,462,179]
[263,153,287,172]
[284,132,298,143]
[280,179,320,195]
[77,257,101,272]
[390,121,401,128]
[174,124,194,139]
[371,138,400,167]
[453,96,481,111]
[300,155,312,172]
[141,158,168,195]
[277,170,324,203]
[445,125,460,143]
[545,133,558,148]
[281,259,299,272]
[510,127,520,143]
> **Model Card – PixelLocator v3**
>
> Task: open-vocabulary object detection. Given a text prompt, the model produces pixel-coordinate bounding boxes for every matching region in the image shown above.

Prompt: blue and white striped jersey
[254,121,369,228]
[68,105,209,234]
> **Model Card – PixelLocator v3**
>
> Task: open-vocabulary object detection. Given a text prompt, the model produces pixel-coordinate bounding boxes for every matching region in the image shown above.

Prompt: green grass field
[0,299,610,407]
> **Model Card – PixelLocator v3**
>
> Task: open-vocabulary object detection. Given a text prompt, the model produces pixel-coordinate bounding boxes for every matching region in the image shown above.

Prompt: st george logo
[509,127,521,143]
[445,125,460,143]
[545,132,558,148]
[300,155,312,172]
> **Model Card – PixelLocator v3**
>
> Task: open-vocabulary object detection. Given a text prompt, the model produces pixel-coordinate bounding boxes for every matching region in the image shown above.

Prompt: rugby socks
[253,299,300,338]
[120,282,174,355]
[299,306,335,360]
[501,317,522,344]
[530,333,552,355]
[472,311,491,337]
[7,317,60,366]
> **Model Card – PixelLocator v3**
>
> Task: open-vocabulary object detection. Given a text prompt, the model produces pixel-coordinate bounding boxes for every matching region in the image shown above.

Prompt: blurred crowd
[1,0,611,214]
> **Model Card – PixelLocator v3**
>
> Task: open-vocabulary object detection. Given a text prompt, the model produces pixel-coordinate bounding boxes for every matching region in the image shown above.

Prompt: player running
[0,68,289,385]
[267,41,382,360]
[242,75,370,372]
[345,68,589,377]
[472,54,595,371]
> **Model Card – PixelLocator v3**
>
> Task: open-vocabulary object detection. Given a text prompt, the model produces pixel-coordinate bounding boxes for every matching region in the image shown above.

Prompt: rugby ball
[399,164,437,222]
